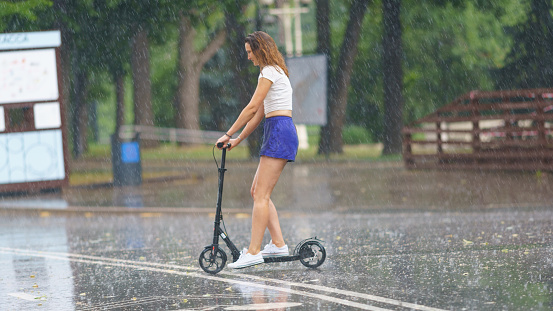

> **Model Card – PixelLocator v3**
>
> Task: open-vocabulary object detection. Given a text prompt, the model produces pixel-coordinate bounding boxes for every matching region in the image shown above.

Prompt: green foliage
[0,0,51,17]
[0,1,51,19]
[200,48,242,131]
[348,0,384,140]
[1,0,546,151]
[0,0,52,31]
[496,0,553,89]
[342,125,374,144]
[345,0,525,143]
[401,0,519,123]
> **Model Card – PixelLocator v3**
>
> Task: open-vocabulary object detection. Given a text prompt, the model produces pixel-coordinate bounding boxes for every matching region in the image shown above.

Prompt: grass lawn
[83,142,400,162]
[70,142,401,186]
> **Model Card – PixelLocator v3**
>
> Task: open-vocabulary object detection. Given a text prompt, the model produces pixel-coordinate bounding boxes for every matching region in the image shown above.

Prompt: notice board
[0,49,59,104]
[0,30,68,192]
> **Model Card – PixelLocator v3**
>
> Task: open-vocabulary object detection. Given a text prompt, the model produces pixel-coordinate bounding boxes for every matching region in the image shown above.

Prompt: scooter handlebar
[217,142,231,149]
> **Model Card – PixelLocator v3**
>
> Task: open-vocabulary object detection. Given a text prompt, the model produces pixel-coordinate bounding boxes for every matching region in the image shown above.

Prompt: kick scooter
[199,143,326,274]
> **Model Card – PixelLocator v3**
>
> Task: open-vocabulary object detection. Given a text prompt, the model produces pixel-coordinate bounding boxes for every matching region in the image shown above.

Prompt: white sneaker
[227,248,264,269]
[261,241,289,258]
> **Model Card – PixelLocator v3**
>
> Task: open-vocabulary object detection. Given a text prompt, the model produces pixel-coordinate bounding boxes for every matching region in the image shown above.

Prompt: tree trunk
[316,0,332,155]
[319,0,371,155]
[131,26,157,147]
[382,0,404,155]
[71,68,88,158]
[115,72,125,136]
[181,67,201,131]
[275,0,287,47]
[176,13,226,132]
[176,15,195,130]
[248,5,265,158]
[315,0,330,56]
[53,0,72,148]
[131,27,153,127]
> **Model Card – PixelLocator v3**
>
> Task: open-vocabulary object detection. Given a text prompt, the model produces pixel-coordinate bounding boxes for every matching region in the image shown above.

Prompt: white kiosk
[0,30,68,192]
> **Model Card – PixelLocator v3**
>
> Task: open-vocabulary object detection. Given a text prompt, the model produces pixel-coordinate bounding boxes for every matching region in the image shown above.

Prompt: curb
[0,206,253,216]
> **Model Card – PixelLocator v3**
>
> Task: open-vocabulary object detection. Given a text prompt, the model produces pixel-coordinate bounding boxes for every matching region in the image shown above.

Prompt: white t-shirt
[259,65,293,115]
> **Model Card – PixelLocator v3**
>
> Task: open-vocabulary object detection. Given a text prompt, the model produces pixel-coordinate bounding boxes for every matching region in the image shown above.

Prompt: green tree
[13,0,131,156]
[56,0,181,154]
[349,0,520,145]
[124,0,182,146]
[0,0,93,156]
[401,0,519,122]
[317,0,372,155]
[172,0,241,134]
[73,1,132,155]
[224,0,262,157]
[0,0,51,31]
[175,4,227,132]
[497,0,553,89]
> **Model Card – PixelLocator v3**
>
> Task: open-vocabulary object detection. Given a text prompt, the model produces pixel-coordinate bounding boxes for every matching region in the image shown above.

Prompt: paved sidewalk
[1,160,553,310]
[2,160,552,214]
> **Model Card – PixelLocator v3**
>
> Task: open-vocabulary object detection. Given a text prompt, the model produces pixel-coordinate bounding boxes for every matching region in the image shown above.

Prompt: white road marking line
[224,302,303,310]
[0,247,198,271]
[0,247,449,311]
[225,271,447,311]
[7,292,38,301]
[0,249,390,311]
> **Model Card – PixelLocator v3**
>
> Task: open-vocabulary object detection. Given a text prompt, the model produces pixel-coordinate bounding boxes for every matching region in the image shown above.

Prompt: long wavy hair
[245,31,289,77]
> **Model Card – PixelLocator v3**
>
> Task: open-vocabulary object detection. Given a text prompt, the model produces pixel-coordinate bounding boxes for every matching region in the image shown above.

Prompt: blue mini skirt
[260,116,299,162]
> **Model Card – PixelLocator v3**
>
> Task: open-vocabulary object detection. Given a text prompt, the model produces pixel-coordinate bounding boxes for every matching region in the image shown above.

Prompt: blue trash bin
[111,133,142,186]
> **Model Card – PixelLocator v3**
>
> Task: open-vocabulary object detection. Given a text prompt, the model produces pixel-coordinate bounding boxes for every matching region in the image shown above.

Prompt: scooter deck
[263,255,301,263]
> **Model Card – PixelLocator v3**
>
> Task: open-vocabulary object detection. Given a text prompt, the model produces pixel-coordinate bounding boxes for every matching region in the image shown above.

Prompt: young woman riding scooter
[215,31,298,269]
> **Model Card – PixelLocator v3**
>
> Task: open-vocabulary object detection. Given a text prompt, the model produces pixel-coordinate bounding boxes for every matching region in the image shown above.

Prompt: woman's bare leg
[267,199,285,248]
[248,156,287,254]
[250,161,286,250]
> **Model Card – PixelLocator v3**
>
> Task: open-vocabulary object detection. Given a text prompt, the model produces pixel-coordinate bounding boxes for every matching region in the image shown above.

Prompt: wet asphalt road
[1,161,553,310]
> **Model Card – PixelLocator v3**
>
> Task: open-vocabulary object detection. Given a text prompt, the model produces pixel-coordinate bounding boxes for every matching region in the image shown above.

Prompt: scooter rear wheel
[199,247,227,274]
[299,240,326,268]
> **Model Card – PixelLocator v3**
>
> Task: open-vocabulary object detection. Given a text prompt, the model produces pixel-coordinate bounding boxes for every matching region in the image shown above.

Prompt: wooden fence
[119,125,226,145]
[402,88,553,170]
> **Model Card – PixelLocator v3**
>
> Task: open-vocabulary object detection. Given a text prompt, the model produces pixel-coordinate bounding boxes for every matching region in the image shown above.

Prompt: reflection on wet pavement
[69,162,553,210]
[2,162,552,211]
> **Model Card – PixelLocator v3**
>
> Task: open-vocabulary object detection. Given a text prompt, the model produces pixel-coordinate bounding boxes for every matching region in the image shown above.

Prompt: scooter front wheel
[299,240,326,269]
[199,247,227,274]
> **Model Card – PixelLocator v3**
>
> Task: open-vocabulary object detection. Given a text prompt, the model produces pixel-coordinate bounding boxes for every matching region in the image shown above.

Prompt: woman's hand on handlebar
[216,135,242,151]
[216,135,230,150]
[228,137,241,150]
